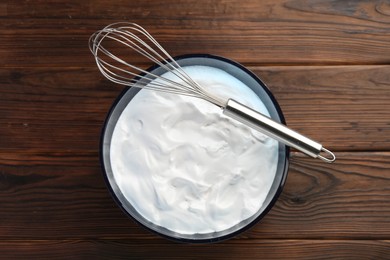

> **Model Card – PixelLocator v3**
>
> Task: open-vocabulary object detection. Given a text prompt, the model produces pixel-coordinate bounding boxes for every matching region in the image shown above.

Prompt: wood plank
[1,0,390,66]
[2,21,389,67]
[2,0,390,23]
[0,239,388,259]
[0,152,388,239]
[1,66,388,152]
[3,0,390,30]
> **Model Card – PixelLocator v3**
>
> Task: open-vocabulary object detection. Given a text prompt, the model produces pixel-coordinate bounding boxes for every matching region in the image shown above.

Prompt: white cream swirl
[110,65,278,234]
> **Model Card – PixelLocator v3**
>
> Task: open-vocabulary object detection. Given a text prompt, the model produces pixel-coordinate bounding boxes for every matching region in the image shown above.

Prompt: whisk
[89,22,336,163]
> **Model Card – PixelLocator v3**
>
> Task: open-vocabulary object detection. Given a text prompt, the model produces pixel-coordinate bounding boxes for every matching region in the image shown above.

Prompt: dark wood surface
[1,0,389,259]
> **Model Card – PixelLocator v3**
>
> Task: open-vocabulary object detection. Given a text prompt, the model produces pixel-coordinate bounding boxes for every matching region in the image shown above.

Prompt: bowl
[100,54,289,243]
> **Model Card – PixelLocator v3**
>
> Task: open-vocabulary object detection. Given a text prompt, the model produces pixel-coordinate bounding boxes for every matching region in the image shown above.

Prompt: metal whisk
[89,22,335,163]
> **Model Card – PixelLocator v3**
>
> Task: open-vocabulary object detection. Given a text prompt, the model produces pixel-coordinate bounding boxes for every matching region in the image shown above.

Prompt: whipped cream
[110,65,278,234]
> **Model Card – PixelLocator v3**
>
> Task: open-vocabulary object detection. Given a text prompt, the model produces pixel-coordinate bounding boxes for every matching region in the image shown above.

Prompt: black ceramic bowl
[100,54,289,243]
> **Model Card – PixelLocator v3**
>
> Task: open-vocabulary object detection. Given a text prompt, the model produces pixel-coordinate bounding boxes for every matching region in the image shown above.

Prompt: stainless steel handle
[223,99,335,163]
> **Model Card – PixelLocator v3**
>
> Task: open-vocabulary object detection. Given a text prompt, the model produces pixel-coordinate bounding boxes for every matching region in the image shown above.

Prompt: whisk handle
[223,99,335,163]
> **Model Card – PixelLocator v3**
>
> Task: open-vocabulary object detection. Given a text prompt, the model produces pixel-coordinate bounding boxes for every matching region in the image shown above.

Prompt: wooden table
[1,0,389,258]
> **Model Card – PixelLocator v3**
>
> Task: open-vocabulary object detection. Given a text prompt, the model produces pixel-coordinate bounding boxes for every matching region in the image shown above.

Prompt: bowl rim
[99,53,290,243]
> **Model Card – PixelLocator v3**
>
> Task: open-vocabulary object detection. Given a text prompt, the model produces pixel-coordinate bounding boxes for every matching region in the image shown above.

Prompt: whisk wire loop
[89,22,225,107]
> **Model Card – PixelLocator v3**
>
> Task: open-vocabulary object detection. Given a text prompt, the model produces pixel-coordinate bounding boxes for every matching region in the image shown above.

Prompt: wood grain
[1,0,389,258]
[0,239,389,259]
[0,152,388,240]
[1,0,390,67]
